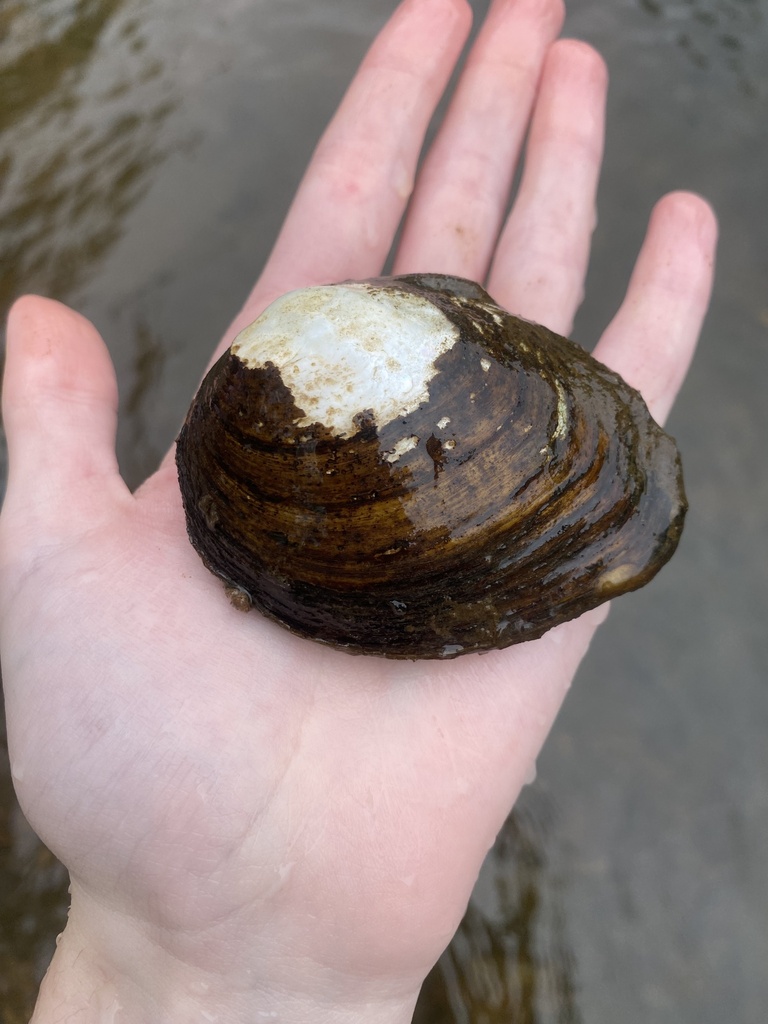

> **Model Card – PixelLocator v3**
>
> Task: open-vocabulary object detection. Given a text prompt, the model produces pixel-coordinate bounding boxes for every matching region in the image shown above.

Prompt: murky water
[1,0,766,1020]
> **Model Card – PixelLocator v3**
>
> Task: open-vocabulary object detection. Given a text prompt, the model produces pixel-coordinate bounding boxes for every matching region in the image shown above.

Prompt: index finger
[239,0,472,332]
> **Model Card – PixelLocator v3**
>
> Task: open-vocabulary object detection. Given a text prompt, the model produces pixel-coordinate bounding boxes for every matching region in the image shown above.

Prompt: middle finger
[393,0,565,280]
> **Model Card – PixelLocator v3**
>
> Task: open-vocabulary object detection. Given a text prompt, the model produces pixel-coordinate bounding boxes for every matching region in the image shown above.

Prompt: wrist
[32,884,422,1024]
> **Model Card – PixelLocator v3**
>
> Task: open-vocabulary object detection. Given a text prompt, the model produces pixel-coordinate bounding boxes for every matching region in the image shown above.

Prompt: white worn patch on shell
[231,283,459,438]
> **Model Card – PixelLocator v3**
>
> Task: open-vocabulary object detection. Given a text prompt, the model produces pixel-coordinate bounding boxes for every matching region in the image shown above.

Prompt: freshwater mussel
[175,274,686,658]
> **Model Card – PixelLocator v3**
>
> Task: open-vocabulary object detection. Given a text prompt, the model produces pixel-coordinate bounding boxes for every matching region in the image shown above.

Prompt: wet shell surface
[175,273,686,659]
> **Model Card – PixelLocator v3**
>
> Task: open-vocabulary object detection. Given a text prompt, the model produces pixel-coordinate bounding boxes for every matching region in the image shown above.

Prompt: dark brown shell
[175,274,686,658]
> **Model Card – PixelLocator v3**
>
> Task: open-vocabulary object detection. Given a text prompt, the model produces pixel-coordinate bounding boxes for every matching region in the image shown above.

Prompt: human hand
[0,1,716,1022]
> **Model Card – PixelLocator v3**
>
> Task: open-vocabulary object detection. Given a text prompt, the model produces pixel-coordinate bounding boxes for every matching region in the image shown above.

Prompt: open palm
[0,1,715,1021]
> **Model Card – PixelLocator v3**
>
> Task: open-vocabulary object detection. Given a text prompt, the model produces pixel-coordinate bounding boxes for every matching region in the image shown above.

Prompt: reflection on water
[0,0,175,313]
[0,0,177,497]
[414,801,581,1024]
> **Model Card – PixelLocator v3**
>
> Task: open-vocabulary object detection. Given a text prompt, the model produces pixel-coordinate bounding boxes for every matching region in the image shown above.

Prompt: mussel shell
[176,274,686,658]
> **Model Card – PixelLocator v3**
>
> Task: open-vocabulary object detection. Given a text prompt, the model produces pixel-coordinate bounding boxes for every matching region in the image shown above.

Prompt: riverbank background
[1,1,766,1021]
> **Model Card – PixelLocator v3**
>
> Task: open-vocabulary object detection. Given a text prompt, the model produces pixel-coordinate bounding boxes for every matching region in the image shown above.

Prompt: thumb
[1,296,128,549]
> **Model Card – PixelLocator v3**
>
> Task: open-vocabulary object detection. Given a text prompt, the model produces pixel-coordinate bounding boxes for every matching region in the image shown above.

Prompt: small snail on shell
[176,274,686,659]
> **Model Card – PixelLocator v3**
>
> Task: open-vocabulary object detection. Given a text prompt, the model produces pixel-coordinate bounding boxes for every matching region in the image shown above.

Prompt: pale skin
[0,0,716,1021]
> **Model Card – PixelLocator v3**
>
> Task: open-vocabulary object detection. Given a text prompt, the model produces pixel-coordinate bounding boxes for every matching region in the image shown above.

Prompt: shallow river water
[1,1,766,1021]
